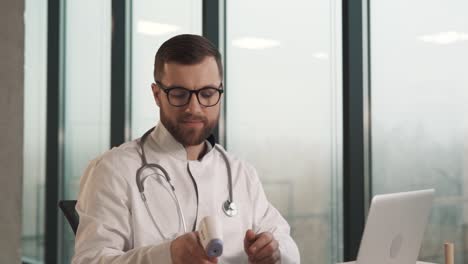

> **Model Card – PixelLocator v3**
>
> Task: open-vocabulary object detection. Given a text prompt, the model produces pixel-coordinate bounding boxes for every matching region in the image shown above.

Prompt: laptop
[340,189,435,264]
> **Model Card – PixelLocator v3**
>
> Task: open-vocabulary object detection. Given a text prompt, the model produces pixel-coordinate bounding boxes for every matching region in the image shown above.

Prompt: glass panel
[370,1,468,263]
[22,0,47,262]
[131,0,202,139]
[62,1,111,262]
[226,0,343,263]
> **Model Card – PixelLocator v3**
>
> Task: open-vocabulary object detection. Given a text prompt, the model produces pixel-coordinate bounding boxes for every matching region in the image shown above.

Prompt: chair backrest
[58,200,79,235]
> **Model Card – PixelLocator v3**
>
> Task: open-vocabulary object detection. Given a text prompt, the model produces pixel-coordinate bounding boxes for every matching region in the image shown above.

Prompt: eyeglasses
[155,81,224,107]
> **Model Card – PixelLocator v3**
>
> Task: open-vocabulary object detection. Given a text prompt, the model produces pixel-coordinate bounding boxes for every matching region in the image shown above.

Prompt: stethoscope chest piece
[223,200,238,217]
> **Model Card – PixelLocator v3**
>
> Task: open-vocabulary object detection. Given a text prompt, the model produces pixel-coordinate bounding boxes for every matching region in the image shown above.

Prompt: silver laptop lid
[356,189,434,264]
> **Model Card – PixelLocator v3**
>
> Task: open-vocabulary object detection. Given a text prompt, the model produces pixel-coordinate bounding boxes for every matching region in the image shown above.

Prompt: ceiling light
[137,21,179,36]
[232,37,280,49]
[419,31,468,45]
[313,52,329,60]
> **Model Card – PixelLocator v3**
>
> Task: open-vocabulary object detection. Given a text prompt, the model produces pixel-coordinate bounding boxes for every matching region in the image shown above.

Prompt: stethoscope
[136,127,237,240]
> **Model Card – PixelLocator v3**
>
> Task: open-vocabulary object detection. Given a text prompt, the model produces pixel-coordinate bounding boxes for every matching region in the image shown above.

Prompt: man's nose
[185,93,203,113]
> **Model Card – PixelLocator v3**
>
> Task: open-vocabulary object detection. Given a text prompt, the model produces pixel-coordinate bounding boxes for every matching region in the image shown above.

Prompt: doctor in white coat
[72,34,300,264]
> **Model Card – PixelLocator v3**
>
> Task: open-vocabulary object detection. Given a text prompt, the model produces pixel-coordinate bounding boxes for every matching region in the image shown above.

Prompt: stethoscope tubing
[135,127,236,239]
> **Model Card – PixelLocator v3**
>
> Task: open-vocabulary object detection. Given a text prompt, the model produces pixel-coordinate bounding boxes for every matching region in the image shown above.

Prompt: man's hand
[244,229,280,264]
[171,232,218,264]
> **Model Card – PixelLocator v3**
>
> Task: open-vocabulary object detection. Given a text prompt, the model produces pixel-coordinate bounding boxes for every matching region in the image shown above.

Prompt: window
[370,1,468,263]
[22,0,47,262]
[61,1,111,262]
[225,0,343,262]
[130,0,202,138]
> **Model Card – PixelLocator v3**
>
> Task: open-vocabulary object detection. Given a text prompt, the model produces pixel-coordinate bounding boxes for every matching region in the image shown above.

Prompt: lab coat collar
[149,122,214,161]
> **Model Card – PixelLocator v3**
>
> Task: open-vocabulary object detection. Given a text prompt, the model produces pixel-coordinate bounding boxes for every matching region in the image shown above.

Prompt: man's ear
[151,83,161,107]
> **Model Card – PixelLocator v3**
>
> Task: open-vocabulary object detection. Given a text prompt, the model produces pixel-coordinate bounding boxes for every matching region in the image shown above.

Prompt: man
[72,34,300,264]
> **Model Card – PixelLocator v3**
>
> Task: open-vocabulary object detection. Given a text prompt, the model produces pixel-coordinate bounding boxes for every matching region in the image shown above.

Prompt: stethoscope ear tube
[137,127,173,193]
[137,127,188,237]
[136,127,155,194]
[136,166,146,197]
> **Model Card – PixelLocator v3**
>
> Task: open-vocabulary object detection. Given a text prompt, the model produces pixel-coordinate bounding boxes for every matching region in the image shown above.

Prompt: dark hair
[154,34,223,81]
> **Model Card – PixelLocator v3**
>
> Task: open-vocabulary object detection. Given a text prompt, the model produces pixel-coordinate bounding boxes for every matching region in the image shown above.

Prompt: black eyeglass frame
[155,80,224,107]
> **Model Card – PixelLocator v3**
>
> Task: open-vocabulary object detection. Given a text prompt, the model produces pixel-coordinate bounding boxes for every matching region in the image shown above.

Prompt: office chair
[58,200,79,235]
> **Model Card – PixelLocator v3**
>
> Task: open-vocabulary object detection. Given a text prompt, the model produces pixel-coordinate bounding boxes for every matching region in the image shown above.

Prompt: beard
[160,109,218,146]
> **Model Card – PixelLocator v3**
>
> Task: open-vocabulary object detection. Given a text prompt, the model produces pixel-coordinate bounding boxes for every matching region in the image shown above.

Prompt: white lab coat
[72,122,300,264]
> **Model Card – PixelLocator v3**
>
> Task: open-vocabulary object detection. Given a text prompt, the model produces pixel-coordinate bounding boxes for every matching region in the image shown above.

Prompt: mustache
[178,114,207,122]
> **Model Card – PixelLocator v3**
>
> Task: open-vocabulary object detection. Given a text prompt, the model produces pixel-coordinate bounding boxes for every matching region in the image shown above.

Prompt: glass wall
[22,0,47,262]
[225,0,343,263]
[61,1,112,262]
[131,0,202,139]
[370,1,468,263]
